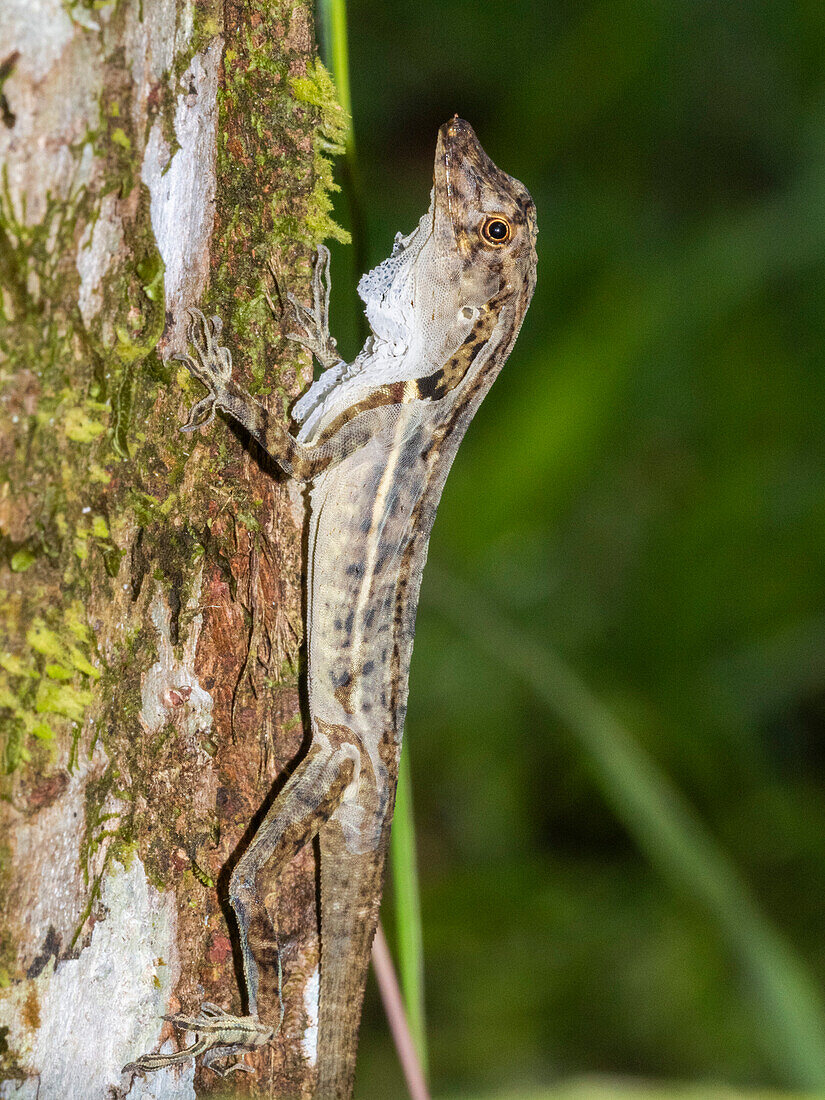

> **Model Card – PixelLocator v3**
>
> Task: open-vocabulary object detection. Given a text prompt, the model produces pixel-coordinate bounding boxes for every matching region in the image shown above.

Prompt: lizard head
[294,119,537,439]
[432,116,537,307]
[352,117,536,363]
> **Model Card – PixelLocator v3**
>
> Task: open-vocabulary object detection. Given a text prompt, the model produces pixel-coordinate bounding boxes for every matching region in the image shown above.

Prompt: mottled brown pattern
[386,289,533,726]
[308,120,536,1098]
[333,680,355,715]
[314,381,408,446]
[313,288,509,441]
[416,288,506,400]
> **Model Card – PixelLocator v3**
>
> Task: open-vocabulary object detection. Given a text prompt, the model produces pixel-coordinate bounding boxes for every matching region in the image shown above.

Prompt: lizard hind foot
[122,1001,274,1077]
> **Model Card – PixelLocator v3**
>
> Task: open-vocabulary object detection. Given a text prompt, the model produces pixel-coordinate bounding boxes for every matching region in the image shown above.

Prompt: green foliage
[0,601,100,773]
[335,0,825,1096]
[389,750,428,1072]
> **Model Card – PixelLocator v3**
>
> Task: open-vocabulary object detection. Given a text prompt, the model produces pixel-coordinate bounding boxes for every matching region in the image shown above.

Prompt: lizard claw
[180,392,217,433]
[174,308,235,432]
[284,245,341,370]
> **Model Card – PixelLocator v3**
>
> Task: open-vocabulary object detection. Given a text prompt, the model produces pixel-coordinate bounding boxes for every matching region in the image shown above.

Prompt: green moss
[110,127,131,151]
[27,621,69,662]
[9,550,35,573]
[0,160,137,677]
[69,874,103,951]
[191,861,215,888]
[289,59,350,245]
[74,770,139,912]
[88,463,111,484]
[45,664,74,682]
[0,600,103,774]
[64,407,107,443]
[235,510,261,532]
[35,681,94,724]
[0,654,35,678]
[64,601,92,645]
[216,5,349,273]
[0,77,163,782]
[80,194,167,460]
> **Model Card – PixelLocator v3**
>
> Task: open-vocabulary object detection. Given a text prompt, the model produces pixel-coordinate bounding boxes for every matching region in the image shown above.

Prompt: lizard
[123,116,537,1098]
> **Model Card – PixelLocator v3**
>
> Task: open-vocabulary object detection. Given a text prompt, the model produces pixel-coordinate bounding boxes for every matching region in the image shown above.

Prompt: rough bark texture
[0,1,347,1096]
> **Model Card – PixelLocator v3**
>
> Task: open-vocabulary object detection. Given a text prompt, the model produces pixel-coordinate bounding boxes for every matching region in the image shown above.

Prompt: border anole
[125,117,537,1098]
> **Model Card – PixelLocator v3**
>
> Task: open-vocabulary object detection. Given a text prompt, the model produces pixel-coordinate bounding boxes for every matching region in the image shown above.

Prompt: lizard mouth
[436,117,498,182]
[433,117,519,246]
[434,117,482,234]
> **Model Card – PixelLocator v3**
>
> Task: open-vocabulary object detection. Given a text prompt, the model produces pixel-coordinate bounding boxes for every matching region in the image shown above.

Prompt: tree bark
[0,1,347,1096]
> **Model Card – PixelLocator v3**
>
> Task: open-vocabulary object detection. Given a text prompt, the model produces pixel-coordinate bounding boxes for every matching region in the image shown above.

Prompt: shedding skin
[124,118,537,1097]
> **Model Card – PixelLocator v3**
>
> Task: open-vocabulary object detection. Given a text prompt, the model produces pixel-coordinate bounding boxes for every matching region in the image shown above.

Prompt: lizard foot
[175,308,234,433]
[123,1001,274,1078]
[285,245,341,370]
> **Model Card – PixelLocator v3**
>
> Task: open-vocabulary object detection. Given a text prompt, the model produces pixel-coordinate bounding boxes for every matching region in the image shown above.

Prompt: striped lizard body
[124,117,537,1099]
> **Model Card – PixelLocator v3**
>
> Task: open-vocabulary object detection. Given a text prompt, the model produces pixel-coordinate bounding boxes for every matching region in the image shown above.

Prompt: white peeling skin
[293,199,469,443]
[142,41,222,341]
[0,859,193,1100]
[301,964,320,1067]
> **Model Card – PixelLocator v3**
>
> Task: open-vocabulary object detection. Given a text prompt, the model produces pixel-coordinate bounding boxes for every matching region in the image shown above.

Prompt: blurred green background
[320,2,825,1097]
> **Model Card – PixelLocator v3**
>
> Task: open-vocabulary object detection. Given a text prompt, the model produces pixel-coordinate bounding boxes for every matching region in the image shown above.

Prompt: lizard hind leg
[122,1002,273,1078]
[122,744,357,1080]
[228,741,358,1021]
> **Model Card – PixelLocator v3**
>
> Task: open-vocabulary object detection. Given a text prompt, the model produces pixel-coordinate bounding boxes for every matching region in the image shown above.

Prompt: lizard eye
[480,215,512,246]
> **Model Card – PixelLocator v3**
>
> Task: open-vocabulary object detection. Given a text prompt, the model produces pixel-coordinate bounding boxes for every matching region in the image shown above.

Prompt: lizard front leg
[284,243,341,369]
[175,307,322,479]
[176,307,385,481]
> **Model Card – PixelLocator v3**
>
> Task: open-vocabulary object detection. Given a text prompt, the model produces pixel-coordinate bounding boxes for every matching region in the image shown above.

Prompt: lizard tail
[317,822,392,1099]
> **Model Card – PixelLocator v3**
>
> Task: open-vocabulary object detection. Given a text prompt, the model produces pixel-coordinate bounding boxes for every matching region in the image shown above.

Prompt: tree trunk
[0,1,347,1096]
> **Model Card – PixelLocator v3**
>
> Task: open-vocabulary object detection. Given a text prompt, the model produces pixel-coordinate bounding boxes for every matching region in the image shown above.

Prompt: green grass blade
[316,0,354,145]
[316,0,368,287]
[390,747,429,1074]
[425,567,825,1091]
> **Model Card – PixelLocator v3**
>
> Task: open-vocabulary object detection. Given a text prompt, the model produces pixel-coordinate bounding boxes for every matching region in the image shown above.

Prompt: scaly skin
[124,118,537,1098]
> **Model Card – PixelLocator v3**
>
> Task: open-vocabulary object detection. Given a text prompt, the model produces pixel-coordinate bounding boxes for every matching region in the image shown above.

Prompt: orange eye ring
[481,215,512,246]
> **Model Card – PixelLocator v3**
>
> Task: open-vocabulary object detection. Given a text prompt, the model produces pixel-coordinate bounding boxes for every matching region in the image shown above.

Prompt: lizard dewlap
[124,117,537,1100]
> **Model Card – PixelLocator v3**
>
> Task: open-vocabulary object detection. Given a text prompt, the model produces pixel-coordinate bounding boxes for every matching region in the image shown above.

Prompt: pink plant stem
[372,922,431,1100]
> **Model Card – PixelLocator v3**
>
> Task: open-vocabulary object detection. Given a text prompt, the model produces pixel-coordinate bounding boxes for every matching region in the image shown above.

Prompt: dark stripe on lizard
[387,282,533,725]
[312,290,507,447]
[325,283,517,726]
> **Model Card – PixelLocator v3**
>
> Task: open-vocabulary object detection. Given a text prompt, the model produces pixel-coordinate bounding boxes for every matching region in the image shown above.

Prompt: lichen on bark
[0,0,346,1094]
